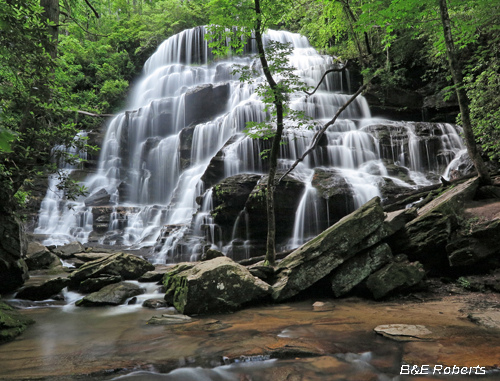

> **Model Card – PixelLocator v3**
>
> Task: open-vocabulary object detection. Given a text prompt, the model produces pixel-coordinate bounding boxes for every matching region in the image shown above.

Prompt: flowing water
[35,26,466,262]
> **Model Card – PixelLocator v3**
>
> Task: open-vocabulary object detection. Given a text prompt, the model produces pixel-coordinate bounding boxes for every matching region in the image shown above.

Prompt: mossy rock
[0,302,35,344]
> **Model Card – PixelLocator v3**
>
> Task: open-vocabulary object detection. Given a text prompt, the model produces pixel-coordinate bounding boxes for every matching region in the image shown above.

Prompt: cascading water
[35,26,466,262]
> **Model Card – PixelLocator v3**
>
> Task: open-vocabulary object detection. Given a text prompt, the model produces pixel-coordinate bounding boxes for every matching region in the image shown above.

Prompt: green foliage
[465,40,500,160]
[457,276,471,289]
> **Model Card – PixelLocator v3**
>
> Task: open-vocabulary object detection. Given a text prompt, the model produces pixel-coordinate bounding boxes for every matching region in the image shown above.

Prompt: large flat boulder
[330,243,393,297]
[271,197,387,301]
[25,242,60,270]
[76,282,144,307]
[389,177,479,268]
[0,302,35,343]
[78,276,121,294]
[163,257,270,315]
[51,241,85,259]
[16,277,70,301]
[68,252,154,288]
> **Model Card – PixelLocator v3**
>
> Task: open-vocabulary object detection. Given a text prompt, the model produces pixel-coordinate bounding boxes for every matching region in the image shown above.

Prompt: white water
[35,26,466,262]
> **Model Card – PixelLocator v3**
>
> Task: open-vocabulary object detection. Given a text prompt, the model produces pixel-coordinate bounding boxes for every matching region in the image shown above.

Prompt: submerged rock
[163,256,271,315]
[147,314,192,325]
[272,197,388,301]
[365,255,425,299]
[374,324,432,341]
[76,282,144,307]
[16,277,70,301]
[68,252,154,288]
[143,299,168,309]
[0,301,35,343]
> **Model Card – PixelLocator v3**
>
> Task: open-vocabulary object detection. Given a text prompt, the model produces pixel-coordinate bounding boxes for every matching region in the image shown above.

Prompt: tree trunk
[40,0,60,59]
[438,0,491,185]
[254,0,284,266]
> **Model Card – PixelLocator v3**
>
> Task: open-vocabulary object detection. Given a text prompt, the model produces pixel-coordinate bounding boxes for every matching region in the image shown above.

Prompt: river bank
[1,276,499,380]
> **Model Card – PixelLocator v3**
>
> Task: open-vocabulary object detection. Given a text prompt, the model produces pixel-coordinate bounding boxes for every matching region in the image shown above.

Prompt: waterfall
[35,26,467,262]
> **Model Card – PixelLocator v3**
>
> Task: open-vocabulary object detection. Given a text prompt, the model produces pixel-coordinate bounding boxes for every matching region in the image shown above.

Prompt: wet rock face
[163,257,271,315]
[211,174,262,242]
[16,277,70,301]
[84,188,112,207]
[68,252,154,289]
[0,302,35,343]
[272,197,388,301]
[0,215,29,294]
[244,173,305,245]
[184,83,230,127]
[200,135,240,189]
[311,168,355,225]
[75,282,144,307]
[365,255,425,299]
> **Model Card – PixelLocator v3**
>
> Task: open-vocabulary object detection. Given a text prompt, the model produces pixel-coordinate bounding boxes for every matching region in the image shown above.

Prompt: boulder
[0,302,35,343]
[142,299,168,309]
[0,215,29,294]
[476,185,500,200]
[138,271,166,283]
[16,277,70,301]
[200,249,225,262]
[163,257,271,315]
[272,197,388,301]
[384,208,418,234]
[78,276,121,294]
[84,188,112,207]
[25,242,60,270]
[68,253,155,288]
[330,243,393,297]
[389,177,479,268]
[446,219,500,267]
[52,241,85,259]
[365,255,425,299]
[76,282,144,307]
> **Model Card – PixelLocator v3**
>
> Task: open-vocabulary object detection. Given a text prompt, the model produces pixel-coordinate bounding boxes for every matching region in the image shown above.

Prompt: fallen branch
[278,76,376,183]
[304,61,348,97]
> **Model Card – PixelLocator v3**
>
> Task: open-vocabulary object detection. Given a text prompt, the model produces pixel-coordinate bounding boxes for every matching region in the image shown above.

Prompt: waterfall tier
[35,26,466,263]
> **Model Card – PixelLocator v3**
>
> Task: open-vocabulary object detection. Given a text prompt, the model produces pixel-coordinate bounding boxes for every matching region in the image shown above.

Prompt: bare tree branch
[83,0,100,19]
[278,77,376,183]
[304,62,348,96]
